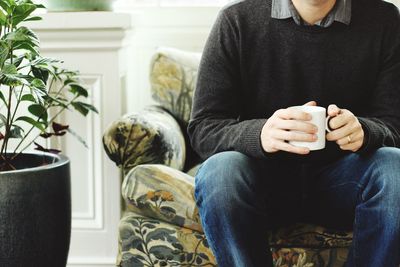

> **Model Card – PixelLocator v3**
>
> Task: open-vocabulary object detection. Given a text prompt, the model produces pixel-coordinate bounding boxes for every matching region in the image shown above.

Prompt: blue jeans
[194,148,400,267]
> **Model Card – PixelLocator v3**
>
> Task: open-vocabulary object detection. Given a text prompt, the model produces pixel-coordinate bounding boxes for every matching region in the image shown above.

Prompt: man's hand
[326,104,364,152]
[261,101,319,155]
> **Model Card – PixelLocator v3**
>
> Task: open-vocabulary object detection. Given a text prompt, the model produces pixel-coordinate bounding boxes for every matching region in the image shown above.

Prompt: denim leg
[304,147,400,267]
[194,151,301,267]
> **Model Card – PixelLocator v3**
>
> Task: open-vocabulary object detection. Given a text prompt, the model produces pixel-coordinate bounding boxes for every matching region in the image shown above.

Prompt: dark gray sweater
[187,0,400,164]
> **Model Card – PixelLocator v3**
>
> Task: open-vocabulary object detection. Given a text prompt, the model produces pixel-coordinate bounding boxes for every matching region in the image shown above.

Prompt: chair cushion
[118,212,350,267]
[150,47,201,125]
[122,164,202,232]
[118,212,216,267]
[269,223,353,249]
[271,247,348,267]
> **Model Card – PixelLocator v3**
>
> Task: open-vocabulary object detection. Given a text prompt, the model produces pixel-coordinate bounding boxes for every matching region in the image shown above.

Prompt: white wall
[124,7,221,114]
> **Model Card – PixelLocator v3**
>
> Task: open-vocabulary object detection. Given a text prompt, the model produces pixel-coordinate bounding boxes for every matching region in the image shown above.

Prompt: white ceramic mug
[288,106,333,151]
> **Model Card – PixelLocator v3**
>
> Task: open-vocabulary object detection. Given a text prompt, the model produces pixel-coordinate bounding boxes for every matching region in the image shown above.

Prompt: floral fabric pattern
[122,164,202,232]
[118,212,349,267]
[118,212,216,267]
[150,48,200,125]
[271,247,348,267]
[103,106,186,174]
[270,223,352,248]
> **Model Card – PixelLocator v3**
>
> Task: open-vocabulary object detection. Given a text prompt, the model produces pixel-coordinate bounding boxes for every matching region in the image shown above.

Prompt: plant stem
[2,85,13,154]
[0,24,13,157]
[9,83,26,126]
[10,73,71,156]
[11,95,79,160]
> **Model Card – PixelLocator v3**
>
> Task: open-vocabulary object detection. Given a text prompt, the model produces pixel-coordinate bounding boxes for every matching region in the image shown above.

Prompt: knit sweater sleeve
[356,4,400,154]
[187,10,268,160]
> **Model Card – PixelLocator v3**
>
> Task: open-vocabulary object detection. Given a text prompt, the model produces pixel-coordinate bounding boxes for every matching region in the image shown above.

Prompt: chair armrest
[122,164,202,232]
[103,106,186,174]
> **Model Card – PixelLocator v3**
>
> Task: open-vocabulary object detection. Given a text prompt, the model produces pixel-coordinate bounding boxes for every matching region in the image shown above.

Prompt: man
[187,0,400,266]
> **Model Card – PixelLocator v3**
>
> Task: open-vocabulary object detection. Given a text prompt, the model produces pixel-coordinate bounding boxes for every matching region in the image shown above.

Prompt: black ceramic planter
[0,152,71,266]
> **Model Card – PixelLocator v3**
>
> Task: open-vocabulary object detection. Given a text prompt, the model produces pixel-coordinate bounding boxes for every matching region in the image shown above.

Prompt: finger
[336,130,363,146]
[326,121,357,141]
[327,104,341,117]
[276,119,318,134]
[303,101,317,106]
[339,140,363,152]
[272,129,317,142]
[276,108,312,121]
[327,110,353,131]
[272,140,310,155]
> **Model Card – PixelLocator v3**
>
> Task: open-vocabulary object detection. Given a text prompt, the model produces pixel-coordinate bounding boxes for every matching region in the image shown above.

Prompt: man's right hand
[261,101,319,155]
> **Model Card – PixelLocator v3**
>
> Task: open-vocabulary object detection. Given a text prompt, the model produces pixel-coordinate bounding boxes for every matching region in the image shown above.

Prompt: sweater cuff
[241,118,268,159]
[357,117,379,154]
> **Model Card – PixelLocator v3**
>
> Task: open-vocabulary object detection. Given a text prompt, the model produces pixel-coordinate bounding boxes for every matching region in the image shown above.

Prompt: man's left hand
[326,104,365,152]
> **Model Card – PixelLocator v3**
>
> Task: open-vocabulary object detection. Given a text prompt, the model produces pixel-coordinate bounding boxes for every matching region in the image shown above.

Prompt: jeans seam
[194,163,205,205]
[313,181,363,192]
[353,206,359,267]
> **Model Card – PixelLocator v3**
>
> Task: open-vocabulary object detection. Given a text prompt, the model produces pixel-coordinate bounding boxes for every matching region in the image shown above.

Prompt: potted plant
[42,0,116,12]
[0,0,97,265]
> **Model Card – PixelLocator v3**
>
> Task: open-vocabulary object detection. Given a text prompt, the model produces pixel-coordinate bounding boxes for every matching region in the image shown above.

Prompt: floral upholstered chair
[103,47,352,267]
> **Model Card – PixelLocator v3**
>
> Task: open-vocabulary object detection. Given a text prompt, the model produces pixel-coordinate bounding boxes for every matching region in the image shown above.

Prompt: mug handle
[325,116,334,132]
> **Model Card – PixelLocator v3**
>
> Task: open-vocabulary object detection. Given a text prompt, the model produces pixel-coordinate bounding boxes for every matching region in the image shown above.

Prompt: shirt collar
[271,0,352,27]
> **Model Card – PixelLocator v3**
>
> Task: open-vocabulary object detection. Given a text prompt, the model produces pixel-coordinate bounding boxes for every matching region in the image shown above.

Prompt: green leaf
[9,125,24,139]
[0,9,6,25]
[0,63,22,86]
[35,4,45,9]
[0,41,9,67]
[31,78,46,90]
[69,84,88,97]
[0,114,7,128]
[0,91,7,105]
[23,16,42,22]
[5,26,39,45]
[30,57,61,67]
[43,95,68,108]
[21,93,35,102]
[13,42,39,55]
[73,101,99,113]
[71,101,89,116]
[31,66,49,83]
[2,63,17,74]
[12,54,25,68]
[64,78,77,86]
[12,3,37,26]
[16,116,45,131]
[0,1,11,14]
[28,104,47,121]
[6,27,40,55]
[29,87,46,105]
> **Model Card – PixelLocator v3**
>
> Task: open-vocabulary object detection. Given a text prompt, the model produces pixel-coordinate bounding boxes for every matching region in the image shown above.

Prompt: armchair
[103,47,352,267]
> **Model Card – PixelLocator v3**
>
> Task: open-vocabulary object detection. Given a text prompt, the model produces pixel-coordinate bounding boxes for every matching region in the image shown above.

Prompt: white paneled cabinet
[29,12,132,267]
